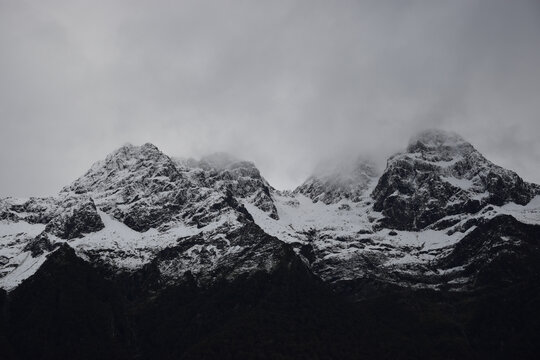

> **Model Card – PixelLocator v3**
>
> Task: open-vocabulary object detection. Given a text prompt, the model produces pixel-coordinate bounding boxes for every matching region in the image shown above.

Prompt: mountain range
[1,129,540,359]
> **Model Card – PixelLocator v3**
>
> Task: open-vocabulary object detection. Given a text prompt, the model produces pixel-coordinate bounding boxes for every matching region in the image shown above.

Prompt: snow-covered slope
[1,130,539,293]
[242,130,540,290]
[0,145,277,290]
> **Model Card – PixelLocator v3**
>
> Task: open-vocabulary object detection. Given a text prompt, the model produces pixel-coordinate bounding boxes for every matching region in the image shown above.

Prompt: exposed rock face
[437,215,540,288]
[59,145,277,232]
[179,153,279,220]
[0,202,18,222]
[44,197,104,240]
[0,144,284,290]
[23,233,59,257]
[295,157,379,204]
[8,197,60,224]
[372,129,538,230]
[153,223,293,286]
[63,143,188,232]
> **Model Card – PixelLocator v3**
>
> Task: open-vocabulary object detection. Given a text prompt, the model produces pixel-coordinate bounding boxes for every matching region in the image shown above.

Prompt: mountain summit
[295,156,379,204]
[373,129,538,230]
[407,129,471,152]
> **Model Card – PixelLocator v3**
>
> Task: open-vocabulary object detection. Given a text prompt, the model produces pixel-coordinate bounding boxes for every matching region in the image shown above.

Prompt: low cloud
[1,0,539,196]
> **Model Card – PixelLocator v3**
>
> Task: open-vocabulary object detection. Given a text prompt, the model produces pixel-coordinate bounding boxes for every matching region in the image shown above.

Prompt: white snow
[0,221,46,238]
[3,197,29,206]
[0,209,243,291]
[385,229,462,250]
[441,176,474,190]
[430,156,463,167]
[471,191,490,201]
[1,137,539,292]
[500,195,540,225]
[244,192,378,245]
[243,190,465,268]
[0,250,51,291]
[0,221,48,290]
[69,211,228,269]
[2,189,538,292]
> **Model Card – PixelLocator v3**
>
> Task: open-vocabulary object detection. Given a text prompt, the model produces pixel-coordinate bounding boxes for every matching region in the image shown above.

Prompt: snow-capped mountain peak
[64,142,181,194]
[1,131,540,299]
[373,130,539,230]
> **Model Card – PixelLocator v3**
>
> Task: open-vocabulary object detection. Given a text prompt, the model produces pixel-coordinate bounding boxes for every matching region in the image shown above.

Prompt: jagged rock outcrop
[56,145,279,232]
[372,129,539,230]
[437,215,540,288]
[177,153,279,219]
[0,144,284,290]
[23,233,58,257]
[8,197,60,224]
[62,143,188,231]
[44,197,104,239]
[152,223,295,286]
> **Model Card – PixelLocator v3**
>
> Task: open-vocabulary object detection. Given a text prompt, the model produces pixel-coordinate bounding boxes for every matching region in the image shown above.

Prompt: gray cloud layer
[1,0,539,196]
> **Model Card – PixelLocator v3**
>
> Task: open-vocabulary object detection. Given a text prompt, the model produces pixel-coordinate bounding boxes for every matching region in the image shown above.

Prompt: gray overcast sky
[1,0,539,197]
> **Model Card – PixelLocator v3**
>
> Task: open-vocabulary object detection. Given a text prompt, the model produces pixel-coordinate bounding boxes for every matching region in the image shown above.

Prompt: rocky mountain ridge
[2,129,540,359]
[1,129,539,293]
[373,130,539,230]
